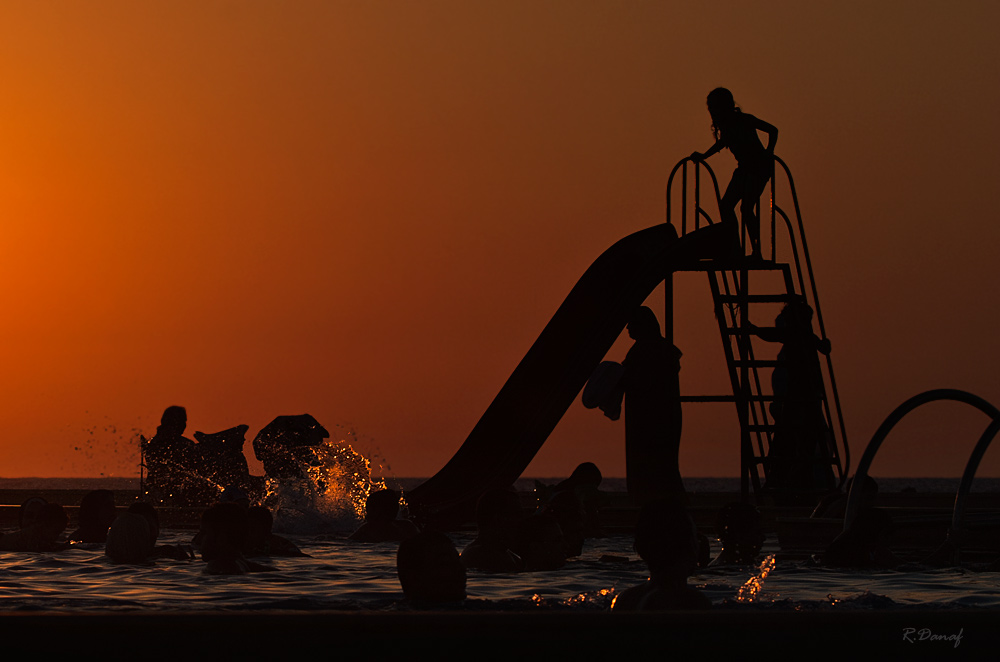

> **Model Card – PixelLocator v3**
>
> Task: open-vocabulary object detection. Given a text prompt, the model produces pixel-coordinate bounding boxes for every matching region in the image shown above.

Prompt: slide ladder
[666,156,849,500]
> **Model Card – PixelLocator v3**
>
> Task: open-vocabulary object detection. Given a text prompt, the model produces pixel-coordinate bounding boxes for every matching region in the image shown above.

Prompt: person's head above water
[106,512,154,564]
[364,489,401,524]
[568,462,602,489]
[706,87,739,139]
[627,306,661,341]
[397,530,467,604]
[18,497,48,530]
[75,490,117,541]
[160,406,187,435]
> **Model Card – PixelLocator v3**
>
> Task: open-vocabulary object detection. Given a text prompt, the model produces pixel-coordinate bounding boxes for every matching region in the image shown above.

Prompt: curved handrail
[844,389,1000,537]
[773,157,851,484]
[665,155,850,489]
[665,157,723,233]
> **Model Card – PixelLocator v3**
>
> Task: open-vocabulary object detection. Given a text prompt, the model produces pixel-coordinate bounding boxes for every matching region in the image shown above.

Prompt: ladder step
[680,395,775,402]
[681,395,774,402]
[716,294,798,304]
[680,260,789,273]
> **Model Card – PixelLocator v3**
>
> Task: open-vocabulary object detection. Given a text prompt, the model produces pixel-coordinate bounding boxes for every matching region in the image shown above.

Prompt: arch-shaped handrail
[844,389,1000,537]
[665,155,850,489]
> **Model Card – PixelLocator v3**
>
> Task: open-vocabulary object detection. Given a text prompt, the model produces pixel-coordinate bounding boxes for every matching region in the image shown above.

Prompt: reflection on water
[1,532,998,611]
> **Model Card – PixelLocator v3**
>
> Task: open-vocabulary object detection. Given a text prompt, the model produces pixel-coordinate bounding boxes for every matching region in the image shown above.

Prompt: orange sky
[1,2,999,479]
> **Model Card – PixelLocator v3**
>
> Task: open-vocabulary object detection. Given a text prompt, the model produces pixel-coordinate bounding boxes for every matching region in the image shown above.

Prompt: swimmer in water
[461,488,524,573]
[612,499,710,610]
[397,531,467,605]
[69,490,118,543]
[349,489,420,543]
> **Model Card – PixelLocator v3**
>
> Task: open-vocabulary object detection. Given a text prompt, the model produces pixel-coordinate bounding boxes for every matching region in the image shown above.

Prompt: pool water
[2,530,998,612]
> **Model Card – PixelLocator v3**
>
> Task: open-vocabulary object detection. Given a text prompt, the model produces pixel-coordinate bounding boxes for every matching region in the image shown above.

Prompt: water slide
[406,222,736,522]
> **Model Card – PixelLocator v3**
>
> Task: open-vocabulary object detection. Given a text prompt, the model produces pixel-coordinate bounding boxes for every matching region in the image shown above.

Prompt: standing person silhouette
[604,307,684,502]
[691,87,778,259]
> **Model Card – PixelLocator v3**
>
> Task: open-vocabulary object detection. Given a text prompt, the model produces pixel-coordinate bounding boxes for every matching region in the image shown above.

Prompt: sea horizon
[3,476,1000,494]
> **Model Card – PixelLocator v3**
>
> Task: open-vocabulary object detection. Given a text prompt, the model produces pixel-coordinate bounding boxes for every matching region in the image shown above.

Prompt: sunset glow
[1,2,999,480]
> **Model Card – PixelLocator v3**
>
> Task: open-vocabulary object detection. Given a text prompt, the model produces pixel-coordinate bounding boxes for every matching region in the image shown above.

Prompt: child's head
[707,87,737,138]
[106,512,154,564]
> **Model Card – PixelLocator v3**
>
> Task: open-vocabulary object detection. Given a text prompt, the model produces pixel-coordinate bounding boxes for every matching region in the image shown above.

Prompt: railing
[844,389,1000,564]
[665,156,851,488]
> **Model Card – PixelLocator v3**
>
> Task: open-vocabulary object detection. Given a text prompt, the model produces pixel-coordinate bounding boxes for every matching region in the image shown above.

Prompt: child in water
[691,87,778,259]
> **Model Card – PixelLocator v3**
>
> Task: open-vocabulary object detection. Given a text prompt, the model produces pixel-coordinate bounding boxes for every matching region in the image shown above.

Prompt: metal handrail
[844,389,1000,560]
[665,155,850,488]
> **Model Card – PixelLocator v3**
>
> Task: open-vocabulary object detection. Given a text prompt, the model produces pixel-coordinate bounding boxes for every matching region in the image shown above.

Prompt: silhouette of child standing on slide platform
[691,88,778,259]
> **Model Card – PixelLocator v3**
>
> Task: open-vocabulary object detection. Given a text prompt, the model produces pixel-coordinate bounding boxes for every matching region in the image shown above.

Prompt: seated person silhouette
[349,489,420,542]
[612,500,711,610]
[143,406,199,504]
[246,506,307,557]
[397,531,467,605]
[709,502,765,566]
[69,490,118,543]
[461,488,524,573]
[0,502,69,552]
[690,87,777,259]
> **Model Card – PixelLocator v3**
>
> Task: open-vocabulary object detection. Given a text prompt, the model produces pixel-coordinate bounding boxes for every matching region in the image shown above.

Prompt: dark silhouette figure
[823,507,898,569]
[105,512,154,564]
[193,424,259,501]
[143,406,198,504]
[611,499,710,610]
[127,502,194,560]
[69,490,117,543]
[0,502,68,552]
[510,513,567,571]
[748,302,836,494]
[709,502,765,566]
[251,414,330,480]
[349,489,420,543]
[246,506,307,556]
[536,463,607,558]
[461,488,524,572]
[17,496,48,530]
[199,503,276,574]
[397,531,467,605]
[605,307,684,502]
[691,87,778,259]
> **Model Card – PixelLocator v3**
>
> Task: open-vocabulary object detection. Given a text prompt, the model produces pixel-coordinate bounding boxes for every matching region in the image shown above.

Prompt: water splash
[263,438,387,534]
[736,554,777,603]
